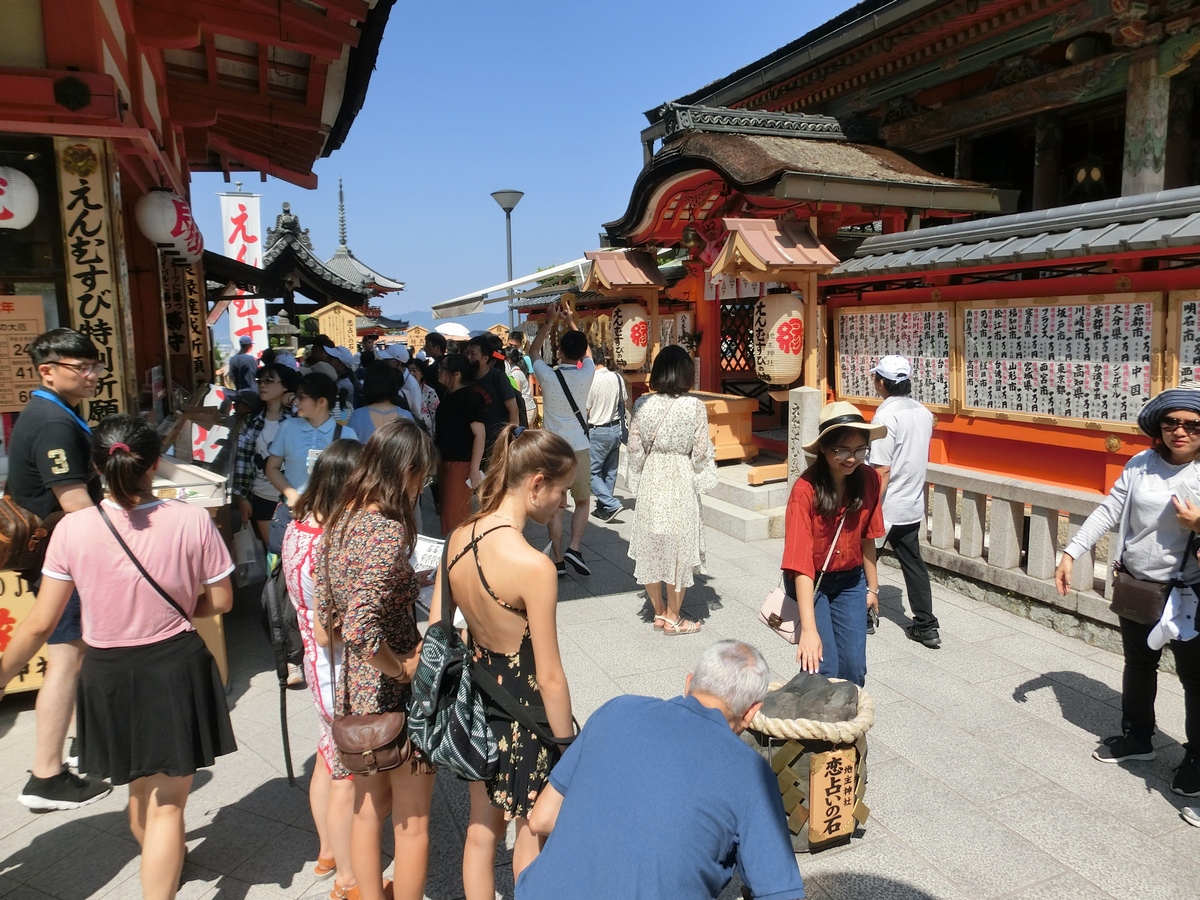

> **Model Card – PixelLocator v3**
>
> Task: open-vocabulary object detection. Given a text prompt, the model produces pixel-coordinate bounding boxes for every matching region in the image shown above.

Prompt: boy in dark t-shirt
[6,328,110,811]
[465,334,519,457]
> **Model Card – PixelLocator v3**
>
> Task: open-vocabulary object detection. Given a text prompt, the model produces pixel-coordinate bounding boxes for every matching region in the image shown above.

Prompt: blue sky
[192,1,858,340]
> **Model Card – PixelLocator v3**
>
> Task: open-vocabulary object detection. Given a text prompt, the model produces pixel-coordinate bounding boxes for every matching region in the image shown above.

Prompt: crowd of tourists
[3,320,1200,899]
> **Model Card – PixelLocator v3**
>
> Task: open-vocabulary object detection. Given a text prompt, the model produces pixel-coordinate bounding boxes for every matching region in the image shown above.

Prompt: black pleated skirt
[77,629,237,785]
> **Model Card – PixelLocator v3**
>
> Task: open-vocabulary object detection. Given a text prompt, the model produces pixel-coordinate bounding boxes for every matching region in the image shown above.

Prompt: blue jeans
[813,567,867,686]
[589,423,623,514]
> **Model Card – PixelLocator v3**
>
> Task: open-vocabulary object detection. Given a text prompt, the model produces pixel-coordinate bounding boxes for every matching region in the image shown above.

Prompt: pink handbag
[760,513,846,644]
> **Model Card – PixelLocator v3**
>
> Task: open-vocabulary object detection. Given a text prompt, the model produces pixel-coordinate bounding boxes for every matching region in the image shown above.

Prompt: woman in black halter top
[429,425,577,900]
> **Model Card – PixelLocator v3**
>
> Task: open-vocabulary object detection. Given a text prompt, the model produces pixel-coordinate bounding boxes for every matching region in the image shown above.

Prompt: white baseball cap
[870,355,911,382]
[379,344,410,364]
[327,345,354,367]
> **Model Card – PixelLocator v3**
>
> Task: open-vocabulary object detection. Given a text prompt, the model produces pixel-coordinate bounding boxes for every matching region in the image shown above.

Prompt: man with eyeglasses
[871,355,941,649]
[6,328,112,810]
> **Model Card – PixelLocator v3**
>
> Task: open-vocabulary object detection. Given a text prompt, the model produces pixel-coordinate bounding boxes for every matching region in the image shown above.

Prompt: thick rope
[749,680,875,744]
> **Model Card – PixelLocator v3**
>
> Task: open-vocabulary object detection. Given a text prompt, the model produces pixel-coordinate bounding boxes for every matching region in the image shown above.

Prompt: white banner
[218,193,267,350]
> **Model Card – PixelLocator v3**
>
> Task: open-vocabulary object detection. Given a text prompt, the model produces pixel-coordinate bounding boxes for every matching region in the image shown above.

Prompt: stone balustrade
[921,464,1117,627]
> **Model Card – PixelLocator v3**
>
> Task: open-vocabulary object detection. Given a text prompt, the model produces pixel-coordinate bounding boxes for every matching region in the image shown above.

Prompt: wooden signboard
[834,303,954,412]
[809,747,857,846]
[312,302,361,351]
[0,296,47,413]
[959,293,1161,432]
[1167,289,1200,386]
[0,571,45,694]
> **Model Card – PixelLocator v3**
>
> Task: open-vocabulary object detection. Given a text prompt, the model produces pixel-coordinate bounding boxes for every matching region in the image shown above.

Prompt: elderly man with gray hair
[519,641,805,900]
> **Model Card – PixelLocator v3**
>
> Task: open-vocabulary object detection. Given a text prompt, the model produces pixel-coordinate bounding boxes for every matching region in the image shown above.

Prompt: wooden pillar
[954,135,973,180]
[1123,50,1171,196]
[1033,114,1062,210]
[693,270,721,393]
[803,271,820,389]
[1165,76,1195,190]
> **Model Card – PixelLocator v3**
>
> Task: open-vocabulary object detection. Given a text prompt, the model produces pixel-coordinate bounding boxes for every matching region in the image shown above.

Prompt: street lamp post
[491,190,523,330]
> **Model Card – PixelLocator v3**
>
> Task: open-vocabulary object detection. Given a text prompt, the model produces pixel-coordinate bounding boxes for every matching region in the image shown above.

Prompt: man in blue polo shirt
[521,641,805,900]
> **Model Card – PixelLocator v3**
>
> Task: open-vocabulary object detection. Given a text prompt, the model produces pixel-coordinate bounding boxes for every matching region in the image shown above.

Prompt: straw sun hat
[800,401,887,454]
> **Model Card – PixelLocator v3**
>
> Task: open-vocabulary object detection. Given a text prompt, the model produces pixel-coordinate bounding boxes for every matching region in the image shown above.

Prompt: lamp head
[491,190,524,213]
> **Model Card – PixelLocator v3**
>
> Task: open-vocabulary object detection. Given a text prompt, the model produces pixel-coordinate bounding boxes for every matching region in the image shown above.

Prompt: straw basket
[742,680,875,852]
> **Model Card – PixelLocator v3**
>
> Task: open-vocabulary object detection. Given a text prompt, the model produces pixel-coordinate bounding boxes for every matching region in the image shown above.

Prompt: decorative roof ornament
[659,103,845,142]
[265,201,313,251]
[323,179,405,295]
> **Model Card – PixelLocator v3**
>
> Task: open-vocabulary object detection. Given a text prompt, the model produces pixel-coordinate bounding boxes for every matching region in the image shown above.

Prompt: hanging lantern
[134,187,204,265]
[611,302,649,370]
[753,292,804,384]
[0,167,39,230]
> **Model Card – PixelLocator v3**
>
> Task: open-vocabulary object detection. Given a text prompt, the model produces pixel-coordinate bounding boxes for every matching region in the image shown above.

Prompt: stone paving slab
[1,495,1198,899]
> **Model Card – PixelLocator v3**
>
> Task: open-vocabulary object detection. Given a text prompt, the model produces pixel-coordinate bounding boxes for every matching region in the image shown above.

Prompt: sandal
[653,615,669,631]
[662,617,702,636]
[314,856,336,879]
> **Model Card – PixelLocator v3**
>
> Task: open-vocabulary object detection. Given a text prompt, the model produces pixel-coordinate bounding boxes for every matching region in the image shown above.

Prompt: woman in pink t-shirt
[281,438,362,895]
[0,414,235,900]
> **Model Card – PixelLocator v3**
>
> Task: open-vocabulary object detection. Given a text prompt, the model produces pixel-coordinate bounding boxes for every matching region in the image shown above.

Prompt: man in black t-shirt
[6,328,111,811]
[465,333,519,458]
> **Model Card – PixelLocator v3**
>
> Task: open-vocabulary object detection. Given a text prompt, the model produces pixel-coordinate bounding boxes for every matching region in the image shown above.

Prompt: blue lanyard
[32,389,92,435]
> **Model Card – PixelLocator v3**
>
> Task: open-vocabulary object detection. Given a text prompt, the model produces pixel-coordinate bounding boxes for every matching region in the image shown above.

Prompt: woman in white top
[1055,386,1200,802]
[627,346,718,635]
[0,414,235,900]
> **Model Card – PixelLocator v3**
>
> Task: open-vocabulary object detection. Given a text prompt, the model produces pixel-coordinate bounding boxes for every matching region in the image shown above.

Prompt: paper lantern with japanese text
[753,293,804,384]
[611,302,649,370]
[0,167,38,230]
[135,187,204,265]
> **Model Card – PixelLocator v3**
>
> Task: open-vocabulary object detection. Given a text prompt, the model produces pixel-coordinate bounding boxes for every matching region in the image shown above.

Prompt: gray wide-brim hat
[801,401,887,454]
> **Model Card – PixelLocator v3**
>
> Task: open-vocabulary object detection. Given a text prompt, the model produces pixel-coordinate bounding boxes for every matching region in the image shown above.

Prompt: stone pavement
[1,501,1199,899]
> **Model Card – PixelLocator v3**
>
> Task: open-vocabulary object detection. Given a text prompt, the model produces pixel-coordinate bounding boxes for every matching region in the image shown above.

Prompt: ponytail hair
[92,414,161,510]
[472,425,575,520]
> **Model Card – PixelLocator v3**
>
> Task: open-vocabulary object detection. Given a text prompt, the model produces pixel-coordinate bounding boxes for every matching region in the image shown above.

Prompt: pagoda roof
[323,179,405,294]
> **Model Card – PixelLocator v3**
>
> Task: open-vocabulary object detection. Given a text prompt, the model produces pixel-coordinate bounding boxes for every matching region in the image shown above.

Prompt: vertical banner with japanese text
[161,258,192,390]
[185,264,210,385]
[218,192,266,350]
[54,137,130,422]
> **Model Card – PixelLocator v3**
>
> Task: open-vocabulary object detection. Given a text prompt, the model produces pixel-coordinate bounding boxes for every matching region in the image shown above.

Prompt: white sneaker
[286,663,305,688]
[1184,807,1200,828]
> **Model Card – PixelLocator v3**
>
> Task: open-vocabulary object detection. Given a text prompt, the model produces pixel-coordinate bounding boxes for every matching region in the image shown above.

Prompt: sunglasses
[1161,417,1200,436]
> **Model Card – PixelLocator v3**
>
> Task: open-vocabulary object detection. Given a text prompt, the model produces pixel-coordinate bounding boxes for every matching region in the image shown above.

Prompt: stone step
[708,473,791,510]
[700,495,788,542]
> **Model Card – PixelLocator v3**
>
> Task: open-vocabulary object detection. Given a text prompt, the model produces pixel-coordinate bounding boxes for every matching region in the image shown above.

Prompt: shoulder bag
[1110,533,1195,625]
[760,512,847,643]
[553,368,589,437]
[407,540,498,781]
[323,535,412,776]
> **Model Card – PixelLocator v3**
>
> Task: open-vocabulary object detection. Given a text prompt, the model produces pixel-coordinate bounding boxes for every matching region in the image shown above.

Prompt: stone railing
[921,464,1117,626]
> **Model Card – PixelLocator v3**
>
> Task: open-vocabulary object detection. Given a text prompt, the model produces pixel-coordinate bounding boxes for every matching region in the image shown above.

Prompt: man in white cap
[378,343,424,416]
[871,355,941,649]
[227,335,257,392]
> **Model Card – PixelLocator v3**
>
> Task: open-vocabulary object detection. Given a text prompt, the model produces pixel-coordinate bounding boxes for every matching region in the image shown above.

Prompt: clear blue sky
[192,1,858,340]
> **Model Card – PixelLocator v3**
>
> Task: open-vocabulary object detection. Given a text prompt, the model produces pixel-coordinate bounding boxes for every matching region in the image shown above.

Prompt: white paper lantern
[0,167,39,230]
[611,302,649,370]
[753,292,804,384]
[135,188,204,264]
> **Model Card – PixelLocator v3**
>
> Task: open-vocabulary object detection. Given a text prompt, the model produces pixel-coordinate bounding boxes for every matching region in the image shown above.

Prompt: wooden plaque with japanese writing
[0,570,46,693]
[834,303,954,412]
[0,297,47,413]
[809,747,857,846]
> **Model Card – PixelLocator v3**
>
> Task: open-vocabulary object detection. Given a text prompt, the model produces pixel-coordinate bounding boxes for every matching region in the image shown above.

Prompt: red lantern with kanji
[135,187,204,265]
[753,292,804,384]
[612,302,649,370]
[0,167,38,231]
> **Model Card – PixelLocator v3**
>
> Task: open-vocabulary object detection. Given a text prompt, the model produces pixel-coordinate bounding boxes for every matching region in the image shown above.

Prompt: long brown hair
[471,425,575,521]
[805,425,868,518]
[292,439,363,524]
[324,418,437,558]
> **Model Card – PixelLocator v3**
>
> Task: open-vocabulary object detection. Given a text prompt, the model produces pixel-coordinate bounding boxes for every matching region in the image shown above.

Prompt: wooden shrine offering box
[693,391,759,462]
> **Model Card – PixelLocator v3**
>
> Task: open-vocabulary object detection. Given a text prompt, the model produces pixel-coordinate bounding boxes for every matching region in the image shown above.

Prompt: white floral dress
[627,393,718,589]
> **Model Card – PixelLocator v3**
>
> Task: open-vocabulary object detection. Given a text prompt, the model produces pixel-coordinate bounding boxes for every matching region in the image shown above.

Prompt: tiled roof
[324,245,405,292]
[832,185,1200,278]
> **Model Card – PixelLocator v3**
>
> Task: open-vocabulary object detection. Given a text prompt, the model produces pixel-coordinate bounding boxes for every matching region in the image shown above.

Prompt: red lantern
[135,188,204,265]
[0,167,39,230]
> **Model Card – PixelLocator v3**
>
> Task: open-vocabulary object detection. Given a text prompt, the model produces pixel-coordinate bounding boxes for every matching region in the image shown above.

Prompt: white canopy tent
[430,257,590,319]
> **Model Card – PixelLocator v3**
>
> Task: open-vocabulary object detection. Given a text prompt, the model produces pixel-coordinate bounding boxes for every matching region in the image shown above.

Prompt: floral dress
[314,509,431,778]
[627,393,718,589]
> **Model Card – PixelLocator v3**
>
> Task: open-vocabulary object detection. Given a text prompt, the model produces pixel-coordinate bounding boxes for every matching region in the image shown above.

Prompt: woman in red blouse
[781,402,887,686]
